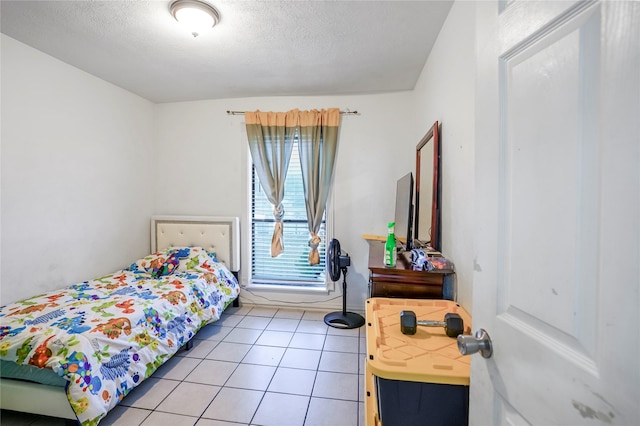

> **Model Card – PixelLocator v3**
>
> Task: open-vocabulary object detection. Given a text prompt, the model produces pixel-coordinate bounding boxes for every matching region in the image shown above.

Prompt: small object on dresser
[428,256,454,271]
[384,222,397,268]
[410,249,427,271]
[411,249,454,272]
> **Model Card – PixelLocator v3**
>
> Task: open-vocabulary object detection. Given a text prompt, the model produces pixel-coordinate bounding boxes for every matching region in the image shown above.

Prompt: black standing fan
[324,239,365,329]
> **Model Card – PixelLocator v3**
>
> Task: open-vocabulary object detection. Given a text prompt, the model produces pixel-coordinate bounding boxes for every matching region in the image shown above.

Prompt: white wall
[0,35,155,304]
[154,93,417,310]
[411,1,476,311]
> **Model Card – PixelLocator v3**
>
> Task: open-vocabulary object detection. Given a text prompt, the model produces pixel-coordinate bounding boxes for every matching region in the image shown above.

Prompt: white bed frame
[0,216,241,421]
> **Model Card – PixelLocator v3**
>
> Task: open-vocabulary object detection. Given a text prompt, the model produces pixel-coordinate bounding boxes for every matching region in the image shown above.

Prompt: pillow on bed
[128,247,219,277]
[173,247,218,272]
[207,251,218,263]
[128,251,180,278]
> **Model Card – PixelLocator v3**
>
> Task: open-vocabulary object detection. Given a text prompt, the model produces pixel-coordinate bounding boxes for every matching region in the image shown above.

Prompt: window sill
[246,281,329,295]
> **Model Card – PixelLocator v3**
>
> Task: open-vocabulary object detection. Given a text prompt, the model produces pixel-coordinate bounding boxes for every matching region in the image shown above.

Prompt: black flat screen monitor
[394,172,414,251]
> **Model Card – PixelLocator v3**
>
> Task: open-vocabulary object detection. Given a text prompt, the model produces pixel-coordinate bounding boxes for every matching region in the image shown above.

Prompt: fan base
[324,311,365,329]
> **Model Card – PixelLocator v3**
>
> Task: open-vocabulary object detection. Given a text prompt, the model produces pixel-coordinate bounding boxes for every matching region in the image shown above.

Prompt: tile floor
[1,305,367,426]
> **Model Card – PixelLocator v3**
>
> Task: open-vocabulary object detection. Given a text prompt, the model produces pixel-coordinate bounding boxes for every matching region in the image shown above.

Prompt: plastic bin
[365,298,472,426]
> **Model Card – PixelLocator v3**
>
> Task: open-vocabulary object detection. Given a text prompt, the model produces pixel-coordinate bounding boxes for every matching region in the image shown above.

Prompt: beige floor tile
[359,337,366,354]
[255,330,294,347]
[213,313,244,328]
[327,324,361,337]
[205,341,252,362]
[296,320,329,334]
[222,327,263,344]
[358,355,367,375]
[100,405,151,425]
[304,397,359,426]
[247,306,278,317]
[201,387,263,424]
[252,392,310,426]
[266,317,300,332]
[177,339,219,359]
[225,363,276,391]
[236,315,271,330]
[312,371,359,401]
[241,344,286,366]
[280,348,322,370]
[223,305,252,316]
[318,351,360,374]
[301,311,328,321]
[194,325,234,341]
[184,359,238,386]
[195,419,248,426]
[155,382,220,417]
[121,377,179,409]
[289,332,326,350]
[323,335,359,353]
[153,356,201,380]
[274,308,305,319]
[267,367,316,396]
[140,411,197,426]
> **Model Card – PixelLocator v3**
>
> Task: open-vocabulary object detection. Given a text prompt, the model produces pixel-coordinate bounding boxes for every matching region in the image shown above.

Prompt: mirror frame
[415,121,441,251]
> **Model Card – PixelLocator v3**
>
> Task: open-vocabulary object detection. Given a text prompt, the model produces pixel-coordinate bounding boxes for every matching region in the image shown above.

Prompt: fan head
[327,238,350,282]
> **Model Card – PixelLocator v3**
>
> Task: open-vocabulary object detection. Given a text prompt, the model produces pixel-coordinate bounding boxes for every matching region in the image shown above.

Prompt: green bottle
[384,222,397,267]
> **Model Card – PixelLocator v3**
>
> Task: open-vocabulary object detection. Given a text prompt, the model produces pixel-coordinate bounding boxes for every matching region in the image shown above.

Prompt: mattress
[0,246,239,425]
[0,360,66,387]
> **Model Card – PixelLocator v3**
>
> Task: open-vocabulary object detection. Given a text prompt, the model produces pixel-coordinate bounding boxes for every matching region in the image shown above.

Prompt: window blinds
[251,141,327,285]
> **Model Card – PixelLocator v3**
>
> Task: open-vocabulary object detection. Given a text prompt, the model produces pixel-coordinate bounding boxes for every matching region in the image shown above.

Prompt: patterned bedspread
[0,247,239,425]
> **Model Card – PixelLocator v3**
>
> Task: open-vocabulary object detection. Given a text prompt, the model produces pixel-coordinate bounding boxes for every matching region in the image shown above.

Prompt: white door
[471,1,639,424]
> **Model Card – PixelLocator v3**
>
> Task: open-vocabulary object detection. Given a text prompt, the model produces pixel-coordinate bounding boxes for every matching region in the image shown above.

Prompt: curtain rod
[226,110,358,116]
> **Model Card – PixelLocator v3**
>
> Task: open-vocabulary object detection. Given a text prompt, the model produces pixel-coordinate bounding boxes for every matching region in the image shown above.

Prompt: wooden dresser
[367,240,453,299]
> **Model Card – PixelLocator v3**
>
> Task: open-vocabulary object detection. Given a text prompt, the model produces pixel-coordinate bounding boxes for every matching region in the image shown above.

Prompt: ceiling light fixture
[170,0,220,38]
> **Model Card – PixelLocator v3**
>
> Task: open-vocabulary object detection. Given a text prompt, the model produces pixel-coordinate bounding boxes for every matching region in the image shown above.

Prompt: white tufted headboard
[151,216,240,273]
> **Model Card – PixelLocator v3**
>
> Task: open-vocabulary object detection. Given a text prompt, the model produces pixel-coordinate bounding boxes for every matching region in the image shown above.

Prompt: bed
[0,215,241,425]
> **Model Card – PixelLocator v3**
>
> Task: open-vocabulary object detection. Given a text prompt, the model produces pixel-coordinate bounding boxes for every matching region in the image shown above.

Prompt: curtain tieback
[308,232,321,265]
[308,233,321,250]
[270,203,285,257]
[271,222,284,257]
[273,203,285,222]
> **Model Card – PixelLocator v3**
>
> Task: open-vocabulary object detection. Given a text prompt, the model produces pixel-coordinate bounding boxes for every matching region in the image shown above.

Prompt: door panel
[472,1,639,424]
[500,1,600,363]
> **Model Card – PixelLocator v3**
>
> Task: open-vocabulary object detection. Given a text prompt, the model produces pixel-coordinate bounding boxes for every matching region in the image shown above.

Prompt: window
[250,139,327,286]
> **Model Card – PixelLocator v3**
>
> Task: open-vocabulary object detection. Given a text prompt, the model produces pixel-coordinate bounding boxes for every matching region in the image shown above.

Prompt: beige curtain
[245,110,298,257]
[298,108,341,265]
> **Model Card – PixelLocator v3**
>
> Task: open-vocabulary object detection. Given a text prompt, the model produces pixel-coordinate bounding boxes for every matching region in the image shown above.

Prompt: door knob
[457,329,493,358]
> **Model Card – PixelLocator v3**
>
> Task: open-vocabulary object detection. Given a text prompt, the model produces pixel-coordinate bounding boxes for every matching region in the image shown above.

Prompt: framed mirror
[414,121,441,251]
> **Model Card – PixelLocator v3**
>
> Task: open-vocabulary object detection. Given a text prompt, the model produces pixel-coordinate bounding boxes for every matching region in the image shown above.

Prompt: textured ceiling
[0,0,453,103]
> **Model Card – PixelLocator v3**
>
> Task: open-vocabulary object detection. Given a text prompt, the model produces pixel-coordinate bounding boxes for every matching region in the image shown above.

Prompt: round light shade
[170,0,220,37]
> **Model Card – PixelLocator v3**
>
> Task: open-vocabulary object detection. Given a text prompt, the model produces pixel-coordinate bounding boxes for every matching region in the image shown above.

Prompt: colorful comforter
[0,247,239,425]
